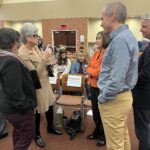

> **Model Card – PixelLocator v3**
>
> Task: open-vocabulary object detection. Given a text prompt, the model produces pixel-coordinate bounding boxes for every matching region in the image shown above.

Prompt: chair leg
[83,108,87,118]
[80,99,85,132]
[53,102,59,127]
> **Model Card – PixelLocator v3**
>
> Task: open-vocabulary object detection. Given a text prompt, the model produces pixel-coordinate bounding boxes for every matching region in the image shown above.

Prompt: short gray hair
[20,23,38,44]
[142,12,150,20]
[104,1,127,23]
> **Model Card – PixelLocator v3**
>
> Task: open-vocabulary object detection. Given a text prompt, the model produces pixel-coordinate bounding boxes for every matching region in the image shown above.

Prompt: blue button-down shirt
[98,25,139,103]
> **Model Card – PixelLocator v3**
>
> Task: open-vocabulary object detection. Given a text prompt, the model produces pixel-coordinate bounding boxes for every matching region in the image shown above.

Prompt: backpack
[66,111,82,140]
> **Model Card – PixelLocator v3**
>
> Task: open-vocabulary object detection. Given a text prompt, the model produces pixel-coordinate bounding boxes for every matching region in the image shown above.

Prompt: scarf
[0,49,24,65]
[78,60,84,74]
[0,49,18,58]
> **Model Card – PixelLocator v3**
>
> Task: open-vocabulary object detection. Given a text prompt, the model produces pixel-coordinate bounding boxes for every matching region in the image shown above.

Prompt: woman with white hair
[18,23,62,148]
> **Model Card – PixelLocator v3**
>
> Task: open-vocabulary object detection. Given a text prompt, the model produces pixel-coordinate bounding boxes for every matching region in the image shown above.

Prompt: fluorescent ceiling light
[2,0,56,4]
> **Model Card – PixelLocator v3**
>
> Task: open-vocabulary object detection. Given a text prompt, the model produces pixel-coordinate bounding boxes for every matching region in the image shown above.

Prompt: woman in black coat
[0,28,37,150]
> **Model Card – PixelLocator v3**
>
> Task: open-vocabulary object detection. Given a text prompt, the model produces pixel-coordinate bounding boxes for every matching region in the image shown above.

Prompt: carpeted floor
[0,108,138,150]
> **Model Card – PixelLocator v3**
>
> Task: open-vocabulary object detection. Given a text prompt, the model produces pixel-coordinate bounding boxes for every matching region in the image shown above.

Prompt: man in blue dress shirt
[97,2,139,150]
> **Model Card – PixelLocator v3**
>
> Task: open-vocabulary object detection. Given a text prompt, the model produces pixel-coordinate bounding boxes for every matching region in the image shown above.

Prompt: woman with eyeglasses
[18,23,62,148]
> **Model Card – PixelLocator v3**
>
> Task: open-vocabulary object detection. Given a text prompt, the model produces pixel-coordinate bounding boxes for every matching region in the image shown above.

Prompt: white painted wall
[4,21,43,37]
[88,18,143,43]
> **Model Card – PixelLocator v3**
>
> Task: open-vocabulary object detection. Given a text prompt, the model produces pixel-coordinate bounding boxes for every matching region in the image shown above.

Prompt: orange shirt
[86,49,106,87]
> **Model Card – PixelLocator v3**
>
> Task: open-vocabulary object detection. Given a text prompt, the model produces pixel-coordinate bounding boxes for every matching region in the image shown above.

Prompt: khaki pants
[98,91,132,150]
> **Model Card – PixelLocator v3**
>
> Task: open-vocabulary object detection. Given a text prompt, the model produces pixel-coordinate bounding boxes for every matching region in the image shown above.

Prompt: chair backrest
[61,74,85,94]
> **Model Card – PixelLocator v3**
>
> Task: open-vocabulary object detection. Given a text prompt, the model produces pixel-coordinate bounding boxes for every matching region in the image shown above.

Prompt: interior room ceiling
[0,0,149,21]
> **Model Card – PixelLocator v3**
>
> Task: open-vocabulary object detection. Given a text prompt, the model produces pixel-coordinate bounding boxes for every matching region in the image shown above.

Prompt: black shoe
[47,126,62,135]
[96,137,106,146]
[0,132,8,139]
[87,95,91,100]
[34,135,45,148]
[87,133,99,140]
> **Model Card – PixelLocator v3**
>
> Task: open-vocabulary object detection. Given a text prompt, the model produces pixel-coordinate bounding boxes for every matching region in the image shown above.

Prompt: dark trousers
[133,108,150,150]
[85,82,91,99]
[35,106,53,135]
[90,86,104,137]
[4,111,35,150]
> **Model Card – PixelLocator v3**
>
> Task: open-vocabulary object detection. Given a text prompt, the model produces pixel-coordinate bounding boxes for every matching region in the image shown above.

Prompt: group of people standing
[87,2,150,150]
[0,1,150,150]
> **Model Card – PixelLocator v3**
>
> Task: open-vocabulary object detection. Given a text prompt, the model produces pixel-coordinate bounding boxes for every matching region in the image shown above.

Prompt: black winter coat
[132,43,150,109]
[0,56,37,114]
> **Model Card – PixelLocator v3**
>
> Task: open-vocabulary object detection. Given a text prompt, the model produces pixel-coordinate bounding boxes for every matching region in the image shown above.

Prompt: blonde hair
[76,50,86,58]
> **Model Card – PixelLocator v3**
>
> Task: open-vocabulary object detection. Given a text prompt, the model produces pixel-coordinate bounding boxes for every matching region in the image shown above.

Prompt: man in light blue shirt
[98,24,138,103]
[97,2,139,150]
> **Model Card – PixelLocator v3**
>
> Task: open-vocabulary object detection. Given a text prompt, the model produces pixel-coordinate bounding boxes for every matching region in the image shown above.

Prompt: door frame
[52,29,77,52]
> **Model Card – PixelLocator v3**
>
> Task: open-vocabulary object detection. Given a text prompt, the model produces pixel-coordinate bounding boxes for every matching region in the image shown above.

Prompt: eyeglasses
[32,34,39,38]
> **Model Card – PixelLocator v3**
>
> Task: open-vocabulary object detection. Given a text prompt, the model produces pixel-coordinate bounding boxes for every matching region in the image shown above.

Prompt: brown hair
[96,31,110,49]
[57,48,68,65]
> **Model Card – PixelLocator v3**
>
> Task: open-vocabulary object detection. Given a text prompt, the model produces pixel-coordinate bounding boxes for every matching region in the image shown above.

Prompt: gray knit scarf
[0,49,19,60]
[0,49,16,57]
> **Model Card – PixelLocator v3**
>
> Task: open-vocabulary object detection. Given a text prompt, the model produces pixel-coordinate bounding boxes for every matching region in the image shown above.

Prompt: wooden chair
[55,74,85,131]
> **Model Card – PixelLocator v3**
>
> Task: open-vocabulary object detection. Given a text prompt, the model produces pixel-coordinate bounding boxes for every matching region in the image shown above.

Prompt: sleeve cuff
[98,94,108,103]
[98,92,116,104]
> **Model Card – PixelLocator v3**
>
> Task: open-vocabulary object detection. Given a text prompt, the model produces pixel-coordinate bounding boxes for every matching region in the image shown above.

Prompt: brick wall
[42,18,88,52]
[0,20,4,28]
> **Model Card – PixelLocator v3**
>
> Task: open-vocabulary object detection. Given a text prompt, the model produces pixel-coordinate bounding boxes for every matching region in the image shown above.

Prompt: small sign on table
[67,75,82,87]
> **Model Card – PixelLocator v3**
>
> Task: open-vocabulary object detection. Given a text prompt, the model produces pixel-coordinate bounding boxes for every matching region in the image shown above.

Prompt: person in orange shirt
[86,31,110,146]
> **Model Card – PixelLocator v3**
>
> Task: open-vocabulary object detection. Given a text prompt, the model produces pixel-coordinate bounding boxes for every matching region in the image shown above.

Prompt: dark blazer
[0,56,37,114]
[132,43,150,109]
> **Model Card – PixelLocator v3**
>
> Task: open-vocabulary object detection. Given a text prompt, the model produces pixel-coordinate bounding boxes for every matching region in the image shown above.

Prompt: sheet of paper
[67,75,82,87]
[49,77,57,84]
[86,110,93,116]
